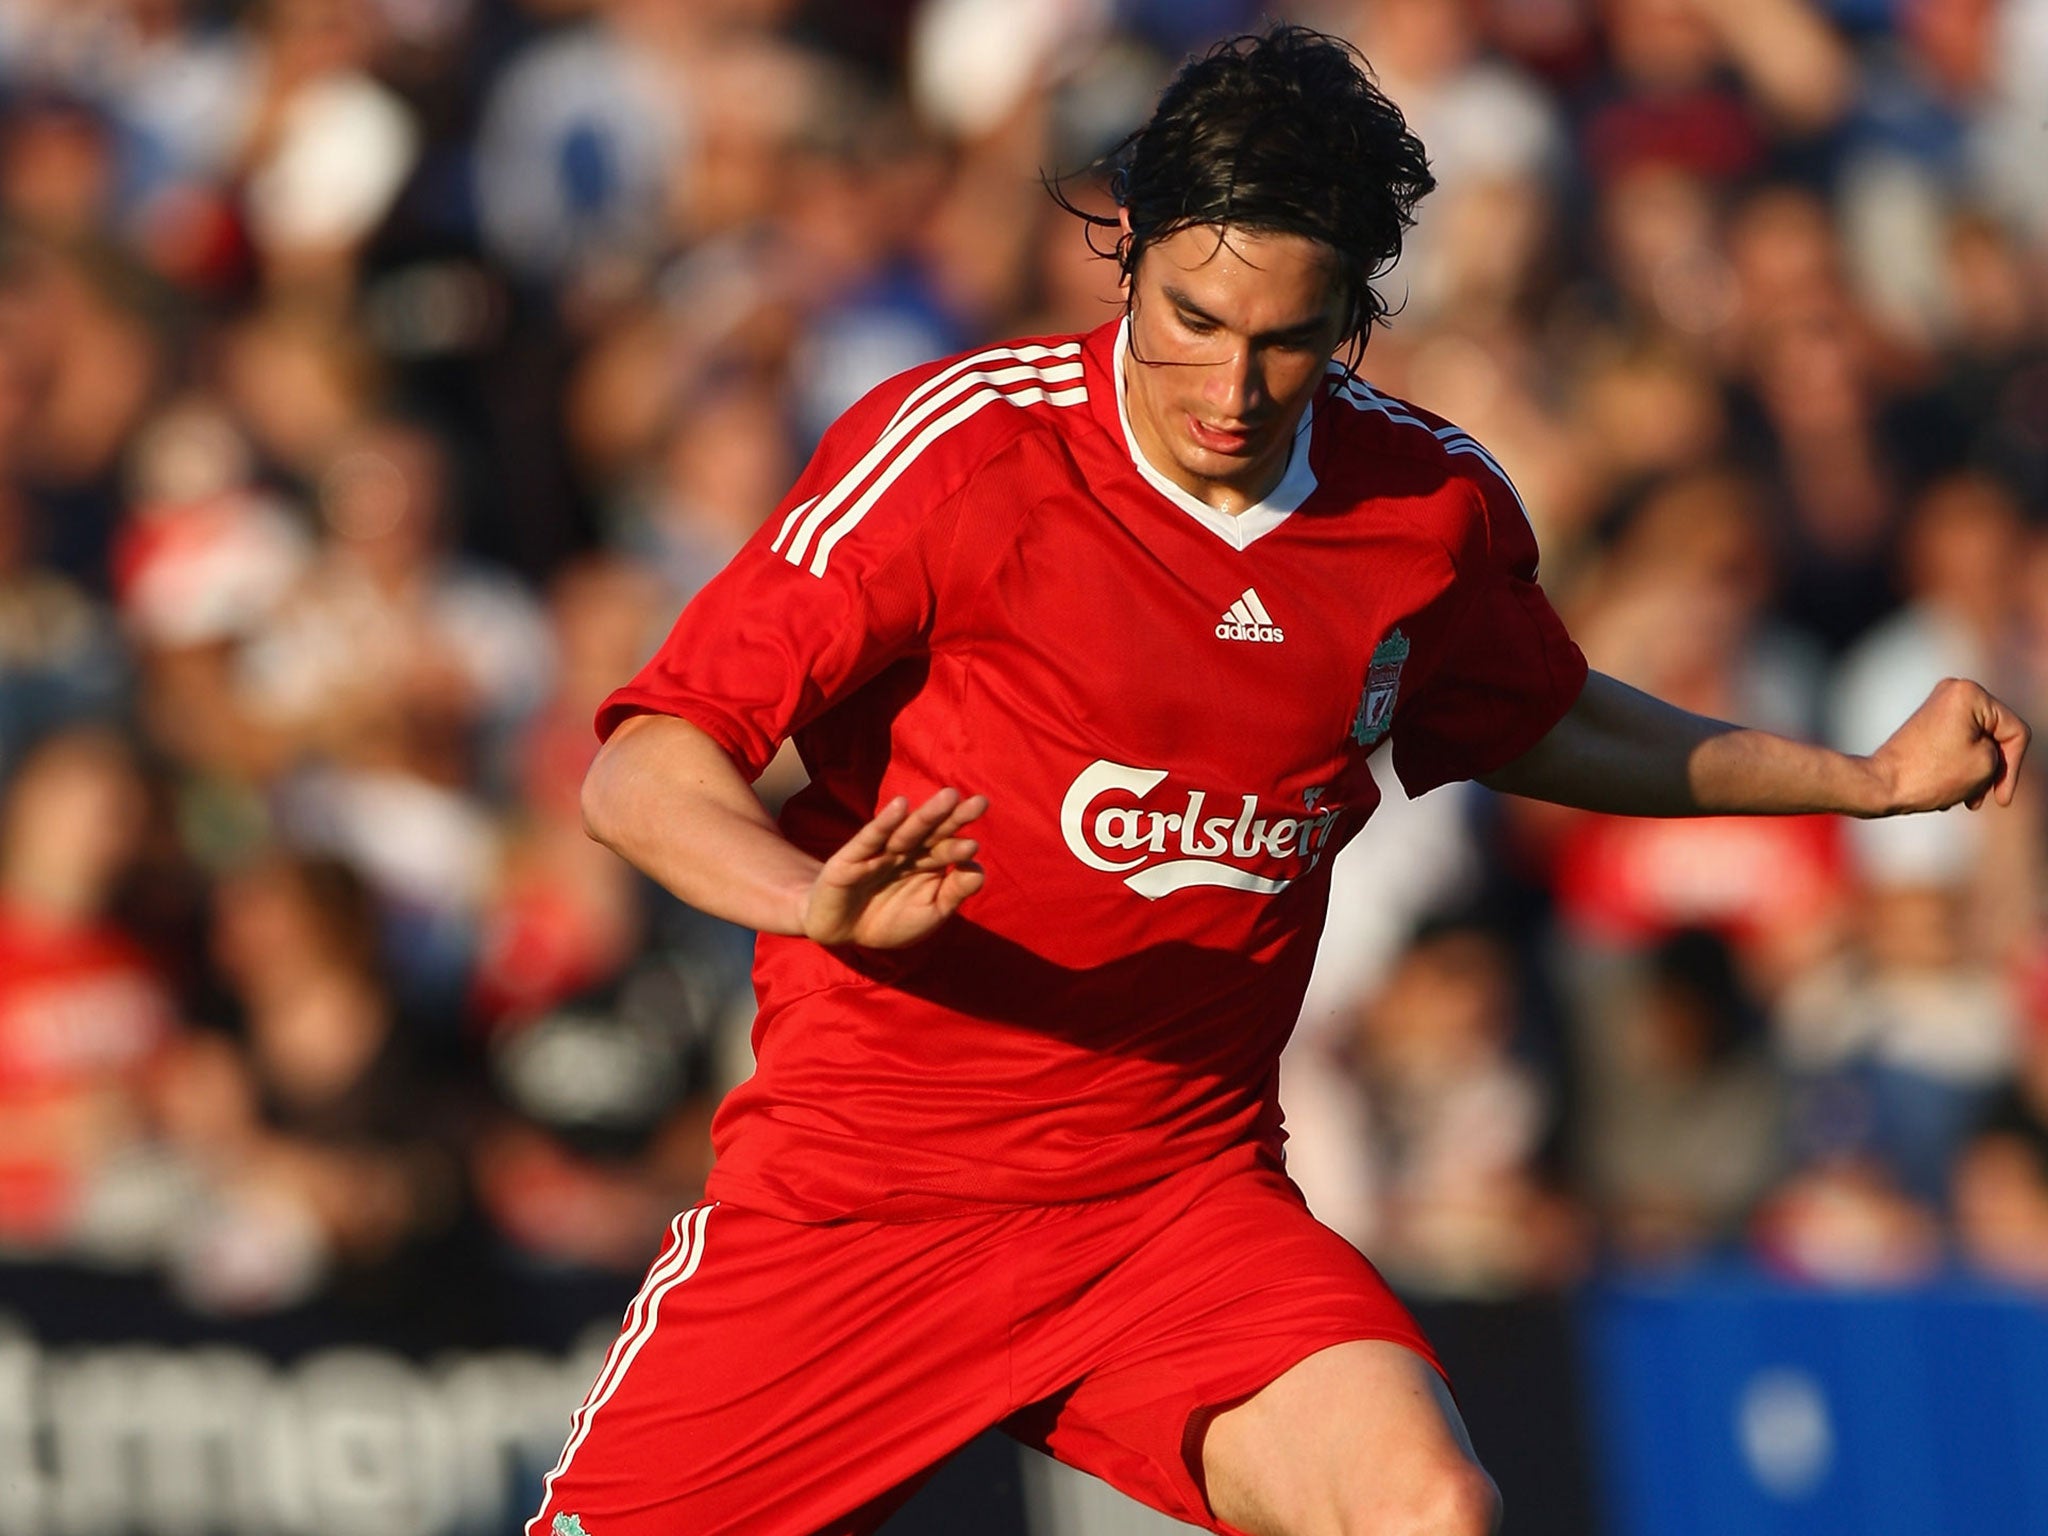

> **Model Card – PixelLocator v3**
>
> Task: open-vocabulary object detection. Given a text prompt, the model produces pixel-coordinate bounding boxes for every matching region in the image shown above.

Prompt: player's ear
[1117,206,1136,301]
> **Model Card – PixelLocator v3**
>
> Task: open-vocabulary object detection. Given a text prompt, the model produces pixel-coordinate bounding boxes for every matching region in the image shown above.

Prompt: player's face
[1120,221,1350,515]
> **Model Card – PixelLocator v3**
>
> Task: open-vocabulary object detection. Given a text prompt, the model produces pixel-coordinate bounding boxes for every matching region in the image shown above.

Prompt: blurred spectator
[470,557,665,1030]
[471,8,690,290]
[238,0,418,301]
[1832,0,2003,348]
[0,1,254,262]
[1749,1155,1946,1285]
[1326,0,1565,328]
[1315,920,1583,1299]
[0,92,117,245]
[0,235,165,592]
[1581,929,1784,1264]
[0,727,179,1257]
[1579,0,1851,189]
[604,380,796,607]
[244,416,551,775]
[1583,161,1734,351]
[470,961,720,1276]
[1564,336,1730,564]
[1774,879,2015,1209]
[1851,0,2048,252]
[1971,0,2048,244]
[115,394,310,815]
[776,79,970,447]
[906,0,1110,147]
[1722,188,1909,652]
[0,470,125,775]
[1010,171,1126,338]
[242,417,551,1009]
[215,303,383,485]
[1575,468,1823,733]
[154,851,464,1323]
[114,395,311,654]
[1284,756,1486,1250]
[1911,208,2048,511]
[1952,983,2048,1289]
[2014,533,2048,735]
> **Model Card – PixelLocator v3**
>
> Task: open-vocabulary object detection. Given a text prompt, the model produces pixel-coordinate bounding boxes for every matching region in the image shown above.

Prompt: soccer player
[534,26,2027,1536]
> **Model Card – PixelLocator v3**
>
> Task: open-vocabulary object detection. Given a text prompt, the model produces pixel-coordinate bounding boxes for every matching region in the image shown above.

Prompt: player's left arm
[1479,670,2030,818]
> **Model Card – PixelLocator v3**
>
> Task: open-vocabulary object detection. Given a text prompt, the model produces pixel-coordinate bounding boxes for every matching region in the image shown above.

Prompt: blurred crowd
[1,0,2046,1344]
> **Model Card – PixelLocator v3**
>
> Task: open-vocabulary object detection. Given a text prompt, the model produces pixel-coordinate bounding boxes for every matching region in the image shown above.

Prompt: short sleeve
[1391,470,1587,798]
[595,385,968,779]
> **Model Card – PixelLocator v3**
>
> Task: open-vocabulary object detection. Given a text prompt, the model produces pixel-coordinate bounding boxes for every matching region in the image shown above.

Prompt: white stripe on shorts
[526,1203,717,1535]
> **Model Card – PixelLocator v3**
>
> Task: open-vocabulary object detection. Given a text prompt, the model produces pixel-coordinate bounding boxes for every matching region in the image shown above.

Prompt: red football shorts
[527,1155,1443,1536]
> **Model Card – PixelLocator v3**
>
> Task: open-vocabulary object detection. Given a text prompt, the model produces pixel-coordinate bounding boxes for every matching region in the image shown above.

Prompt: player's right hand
[801,787,989,948]
[1865,677,2031,815]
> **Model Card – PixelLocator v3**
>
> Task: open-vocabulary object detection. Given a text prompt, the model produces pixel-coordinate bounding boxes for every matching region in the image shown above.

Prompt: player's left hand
[801,786,990,948]
[1864,677,2031,815]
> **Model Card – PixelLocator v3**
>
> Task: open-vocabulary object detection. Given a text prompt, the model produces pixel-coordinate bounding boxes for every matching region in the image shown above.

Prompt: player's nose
[1205,348,1261,418]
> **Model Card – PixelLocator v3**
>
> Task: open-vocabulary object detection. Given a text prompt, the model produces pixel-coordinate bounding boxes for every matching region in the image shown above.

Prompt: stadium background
[0,0,2045,1530]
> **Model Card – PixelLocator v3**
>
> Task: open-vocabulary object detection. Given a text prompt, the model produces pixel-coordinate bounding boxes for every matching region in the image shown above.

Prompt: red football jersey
[599,319,1587,1220]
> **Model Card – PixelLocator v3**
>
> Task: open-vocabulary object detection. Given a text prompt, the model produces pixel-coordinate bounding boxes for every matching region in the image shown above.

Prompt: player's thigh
[1202,1339,1500,1536]
[528,1201,1013,1536]
[1007,1161,1458,1534]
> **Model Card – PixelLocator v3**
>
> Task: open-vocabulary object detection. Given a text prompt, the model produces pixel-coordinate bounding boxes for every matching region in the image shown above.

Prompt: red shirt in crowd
[599,319,1587,1221]
[0,902,178,1241]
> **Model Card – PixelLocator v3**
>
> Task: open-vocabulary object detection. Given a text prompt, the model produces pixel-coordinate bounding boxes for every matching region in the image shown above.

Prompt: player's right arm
[1480,670,2029,819]
[1383,449,2028,819]
[581,712,987,949]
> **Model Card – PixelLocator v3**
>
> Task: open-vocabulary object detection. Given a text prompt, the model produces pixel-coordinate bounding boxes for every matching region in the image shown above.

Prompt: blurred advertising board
[1583,1269,2048,1536]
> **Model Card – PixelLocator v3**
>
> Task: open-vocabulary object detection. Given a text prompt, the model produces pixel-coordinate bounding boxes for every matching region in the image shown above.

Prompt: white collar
[1112,317,1316,552]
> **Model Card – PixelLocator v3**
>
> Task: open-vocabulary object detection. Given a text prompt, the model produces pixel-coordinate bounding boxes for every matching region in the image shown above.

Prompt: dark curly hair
[1055,25,1436,353]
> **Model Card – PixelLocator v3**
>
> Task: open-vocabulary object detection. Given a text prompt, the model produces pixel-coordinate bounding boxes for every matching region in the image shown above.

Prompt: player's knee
[1402,1460,1501,1536]
[1337,1458,1500,1536]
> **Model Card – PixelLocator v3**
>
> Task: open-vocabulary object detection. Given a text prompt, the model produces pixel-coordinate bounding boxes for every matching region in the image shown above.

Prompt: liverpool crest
[1350,628,1410,746]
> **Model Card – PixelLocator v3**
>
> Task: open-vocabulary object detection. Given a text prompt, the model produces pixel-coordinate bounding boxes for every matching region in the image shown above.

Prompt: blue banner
[1582,1270,2048,1536]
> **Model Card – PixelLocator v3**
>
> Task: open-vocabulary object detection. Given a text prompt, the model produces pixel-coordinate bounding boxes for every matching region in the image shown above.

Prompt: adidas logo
[1215,587,1284,643]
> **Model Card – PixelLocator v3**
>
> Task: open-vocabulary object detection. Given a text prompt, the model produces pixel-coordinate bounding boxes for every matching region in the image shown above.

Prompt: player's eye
[1177,312,1217,334]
